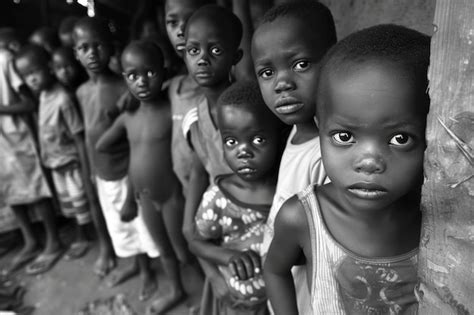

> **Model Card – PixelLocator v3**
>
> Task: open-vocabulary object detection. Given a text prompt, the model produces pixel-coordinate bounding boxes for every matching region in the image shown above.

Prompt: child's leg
[94,177,118,277]
[24,198,63,275]
[136,254,156,301]
[139,195,184,314]
[34,198,61,254]
[53,165,90,260]
[7,204,41,272]
[107,255,139,288]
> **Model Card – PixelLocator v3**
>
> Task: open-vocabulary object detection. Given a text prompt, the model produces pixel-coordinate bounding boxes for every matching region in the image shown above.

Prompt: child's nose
[274,72,295,93]
[353,154,386,174]
[237,145,253,159]
[177,23,185,38]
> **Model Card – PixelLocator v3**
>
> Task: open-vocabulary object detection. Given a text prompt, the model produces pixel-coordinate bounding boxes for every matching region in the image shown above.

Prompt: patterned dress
[195,175,269,311]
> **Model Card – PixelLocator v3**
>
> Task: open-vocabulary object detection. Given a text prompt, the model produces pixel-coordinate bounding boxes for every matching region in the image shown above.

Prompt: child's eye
[187,47,199,56]
[293,60,310,72]
[124,73,137,81]
[332,132,355,144]
[225,138,237,147]
[211,47,222,56]
[147,70,157,78]
[389,133,413,146]
[166,19,178,27]
[258,68,274,79]
[252,136,266,145]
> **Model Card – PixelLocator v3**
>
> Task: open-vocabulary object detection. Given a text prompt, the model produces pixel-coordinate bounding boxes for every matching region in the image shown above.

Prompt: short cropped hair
[122,39,164,69]
[217,80,280,127]
[260,1,336,50]
[318,24,431,114]
[186,5,243,50]
[15,44,51,65]
[72,17,113,43]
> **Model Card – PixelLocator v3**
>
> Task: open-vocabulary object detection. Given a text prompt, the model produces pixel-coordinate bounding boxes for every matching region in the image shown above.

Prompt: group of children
[0,0,431,314]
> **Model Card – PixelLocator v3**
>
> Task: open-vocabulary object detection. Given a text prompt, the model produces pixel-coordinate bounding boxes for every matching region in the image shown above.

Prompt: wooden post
[418,0,474,314]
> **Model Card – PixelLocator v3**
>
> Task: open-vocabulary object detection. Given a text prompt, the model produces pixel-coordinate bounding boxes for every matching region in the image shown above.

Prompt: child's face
[15,55,52,94]
[219,106,279,182]
[121,49,164,102]
[252,18,320,126]
[318,62,426,212]
[73,27,112,74]
[185,18,240,88]
[165,0,197,56]
[52,52,80,87]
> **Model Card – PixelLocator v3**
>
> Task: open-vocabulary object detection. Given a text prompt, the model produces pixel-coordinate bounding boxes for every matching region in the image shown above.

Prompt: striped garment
[297,185,419,314]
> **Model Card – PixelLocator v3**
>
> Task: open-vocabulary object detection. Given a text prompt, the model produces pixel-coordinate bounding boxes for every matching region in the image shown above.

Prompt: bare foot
[146,288,185,314]
[107,261,139,287]
[138,272,156,301]
[93,253,116,278]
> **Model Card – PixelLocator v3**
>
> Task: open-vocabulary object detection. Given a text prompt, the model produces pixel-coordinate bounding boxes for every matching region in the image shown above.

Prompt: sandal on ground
[64,241,89,260]
[2,249,42,275]
[25,250,64,275]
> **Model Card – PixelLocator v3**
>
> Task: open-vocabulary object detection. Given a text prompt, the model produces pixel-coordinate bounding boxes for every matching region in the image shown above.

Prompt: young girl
[96,40,187,312]
[192,81,286,315]
[264,25,431,314]
[51,47,87,93]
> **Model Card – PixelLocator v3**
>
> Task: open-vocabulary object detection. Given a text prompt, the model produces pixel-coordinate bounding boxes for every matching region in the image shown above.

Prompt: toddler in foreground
[193,81,285,314]
[264,24,430,314]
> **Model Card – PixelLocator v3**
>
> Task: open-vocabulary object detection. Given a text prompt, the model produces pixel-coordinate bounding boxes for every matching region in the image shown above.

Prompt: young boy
[251,2,336,313]
[96,40,186,307]
[72,17,129,277]
[264,24,430,314]
[14,44,93,261]
[0,30,61,275]
[180,4,244,312]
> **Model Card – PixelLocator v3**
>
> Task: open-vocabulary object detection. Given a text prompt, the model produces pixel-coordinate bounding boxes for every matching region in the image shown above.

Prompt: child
[96,40,187,311]
[181,4,242,240]
[51,47,87,92]
[192,81,284,314]
[0,30,61,275]
[72,17,129,277]
[264,24,430,314]
[251,2,336,313]
[164,0,208,197]
[14,45,93,261]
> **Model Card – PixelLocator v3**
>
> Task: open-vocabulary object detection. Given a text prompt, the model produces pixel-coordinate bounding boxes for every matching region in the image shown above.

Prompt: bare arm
[0,86,35,115]
[95,114,127,152]
[264,196,308,315]
[232,0,255,81]
[182,152,209,241]
[72,133,96,201]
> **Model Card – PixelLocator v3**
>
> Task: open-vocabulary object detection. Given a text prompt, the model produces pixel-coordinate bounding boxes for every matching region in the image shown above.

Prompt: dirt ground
[0,225,202,315]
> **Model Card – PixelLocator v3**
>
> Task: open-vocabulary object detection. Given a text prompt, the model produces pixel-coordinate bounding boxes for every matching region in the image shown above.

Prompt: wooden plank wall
[418,0,474,313]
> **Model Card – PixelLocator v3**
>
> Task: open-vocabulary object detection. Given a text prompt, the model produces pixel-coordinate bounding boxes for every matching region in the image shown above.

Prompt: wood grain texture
[418,0,474,314]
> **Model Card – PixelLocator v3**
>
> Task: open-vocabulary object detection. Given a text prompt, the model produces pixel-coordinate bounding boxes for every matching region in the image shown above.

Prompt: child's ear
[232,48,243,65]
[313,115,319,128]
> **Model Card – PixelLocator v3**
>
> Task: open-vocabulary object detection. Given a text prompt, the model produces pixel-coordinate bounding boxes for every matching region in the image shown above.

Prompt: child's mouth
[347,183,387,199]
[275,103,304,115]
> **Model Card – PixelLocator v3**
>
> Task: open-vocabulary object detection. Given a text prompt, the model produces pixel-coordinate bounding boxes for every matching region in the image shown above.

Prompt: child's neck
[87,67,115,83]
[202,80,231,127]
[202,80,231,110]
[292,120,319,145]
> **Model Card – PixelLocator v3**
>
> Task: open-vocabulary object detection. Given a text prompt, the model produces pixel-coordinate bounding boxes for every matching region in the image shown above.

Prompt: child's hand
[228,250,261,281]
[120,198,138,222]
[209,272,230,301]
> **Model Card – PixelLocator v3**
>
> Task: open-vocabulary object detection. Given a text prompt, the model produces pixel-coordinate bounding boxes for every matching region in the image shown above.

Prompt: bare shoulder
[275,195,308,237]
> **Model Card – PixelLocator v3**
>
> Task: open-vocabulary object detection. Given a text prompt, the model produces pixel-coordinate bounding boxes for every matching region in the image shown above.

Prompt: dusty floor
[0,225,202,315]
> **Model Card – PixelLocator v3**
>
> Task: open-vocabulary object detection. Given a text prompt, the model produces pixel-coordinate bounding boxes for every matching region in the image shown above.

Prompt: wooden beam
[418,0,474,313]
